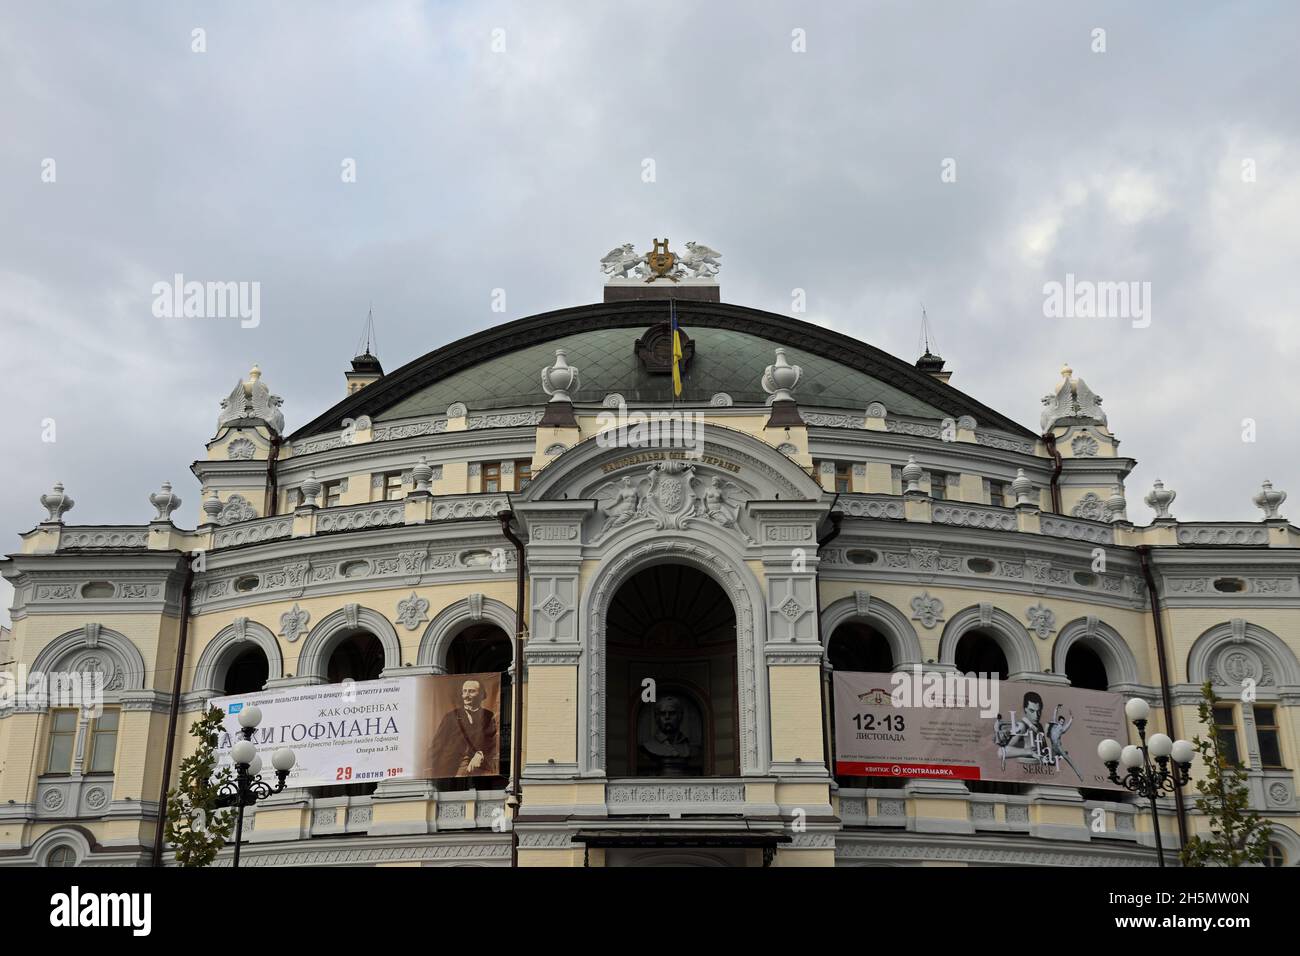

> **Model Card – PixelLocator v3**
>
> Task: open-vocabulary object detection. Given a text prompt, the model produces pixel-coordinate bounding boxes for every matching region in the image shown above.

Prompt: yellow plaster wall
[768,665,824,763]
[521,666,577,765]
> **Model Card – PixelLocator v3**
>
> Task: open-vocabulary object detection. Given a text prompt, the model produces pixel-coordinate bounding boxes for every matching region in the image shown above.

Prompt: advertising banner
[211,676,435,788]
[832,670,1128,790]
[210,671,505,787]
[429,671,502,778]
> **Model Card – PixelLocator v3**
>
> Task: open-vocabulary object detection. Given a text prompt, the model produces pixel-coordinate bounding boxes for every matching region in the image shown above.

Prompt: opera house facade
[1,243,1297,867]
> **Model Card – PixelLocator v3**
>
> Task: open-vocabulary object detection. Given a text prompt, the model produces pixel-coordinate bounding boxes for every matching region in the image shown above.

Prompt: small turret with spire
[915,305,951,383]
[346,306,384,396]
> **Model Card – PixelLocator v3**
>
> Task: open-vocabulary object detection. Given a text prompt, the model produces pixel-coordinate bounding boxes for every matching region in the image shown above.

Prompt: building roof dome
[290,300,1033,440]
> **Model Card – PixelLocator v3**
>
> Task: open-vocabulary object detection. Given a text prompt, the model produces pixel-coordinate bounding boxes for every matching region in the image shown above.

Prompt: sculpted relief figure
[594,463,754,542]
[699,476,740,527]
[595,475,646,534]
[685,471,753,543]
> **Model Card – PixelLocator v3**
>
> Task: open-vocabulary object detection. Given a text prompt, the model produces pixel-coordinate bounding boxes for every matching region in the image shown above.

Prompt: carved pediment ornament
[592,461,754,544]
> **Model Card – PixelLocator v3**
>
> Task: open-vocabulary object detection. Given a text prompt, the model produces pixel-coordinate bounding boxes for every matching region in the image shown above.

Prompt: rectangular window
[46,709,78,774]
[990,481,1010,508]
[891,465,904,495]
[482,463,501,494]
[324,481,344,508]
[1255,705,1284,768]
[834,462,852,494]
[930,472,949,501]
[379,472,404,502]
[1213,705,1242,767]
[87,708,120,774]
[515,460,532,491]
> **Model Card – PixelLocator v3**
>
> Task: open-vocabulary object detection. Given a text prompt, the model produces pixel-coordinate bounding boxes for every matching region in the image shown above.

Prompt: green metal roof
[378,325,949,420]
[291,301,1035,440]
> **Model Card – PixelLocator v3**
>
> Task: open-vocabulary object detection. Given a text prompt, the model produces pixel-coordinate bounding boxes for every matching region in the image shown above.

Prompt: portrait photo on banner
[430,672,502,778]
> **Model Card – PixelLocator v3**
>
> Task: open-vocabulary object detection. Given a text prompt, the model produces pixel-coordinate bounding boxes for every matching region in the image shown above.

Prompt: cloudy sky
[2,2,1297,622]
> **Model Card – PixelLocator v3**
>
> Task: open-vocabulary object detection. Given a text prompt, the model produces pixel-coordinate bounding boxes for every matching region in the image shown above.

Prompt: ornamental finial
[149,481,183,522]
[1144,479,1176,520]
[541,349,580,404]
[1253,480,1286,520]
[761,348,802,403]
[40,482,75,523]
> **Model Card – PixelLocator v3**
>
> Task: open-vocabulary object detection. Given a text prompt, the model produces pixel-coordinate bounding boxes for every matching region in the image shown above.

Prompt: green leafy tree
[1180,681,1272,867]
[164,706,235,867]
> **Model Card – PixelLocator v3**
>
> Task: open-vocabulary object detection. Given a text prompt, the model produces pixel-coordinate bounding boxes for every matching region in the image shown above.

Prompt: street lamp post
[216,704,296,868]
[1097,697,1195,868]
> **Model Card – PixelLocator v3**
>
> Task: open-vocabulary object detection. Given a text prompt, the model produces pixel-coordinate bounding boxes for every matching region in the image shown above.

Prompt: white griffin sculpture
[680,241,721,278]
[599,243,648,279]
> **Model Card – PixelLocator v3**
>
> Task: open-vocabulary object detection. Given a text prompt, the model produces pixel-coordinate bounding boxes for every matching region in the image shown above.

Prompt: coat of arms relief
[593,461,753,544]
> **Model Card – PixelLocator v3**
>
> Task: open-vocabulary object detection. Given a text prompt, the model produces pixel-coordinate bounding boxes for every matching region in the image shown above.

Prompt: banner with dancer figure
[833,670,1128,790]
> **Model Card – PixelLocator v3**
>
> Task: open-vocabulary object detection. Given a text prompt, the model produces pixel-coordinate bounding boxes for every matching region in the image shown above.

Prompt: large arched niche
[191,619,284,696]
[295,604,403,683]
[820,593,923,671]
[417,595,518,671]
[938,604,1041,680]
[1186,620,1300,694]
[31,626,147,700]
[579,531,769,778]
[1051,616,1141,691]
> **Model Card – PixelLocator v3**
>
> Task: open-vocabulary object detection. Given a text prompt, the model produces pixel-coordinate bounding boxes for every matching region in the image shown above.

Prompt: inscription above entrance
[601,450,741,475]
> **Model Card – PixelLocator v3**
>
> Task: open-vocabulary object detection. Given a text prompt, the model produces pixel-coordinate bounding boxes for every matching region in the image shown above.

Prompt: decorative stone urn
[149,481,183,522]
[541,349,580,404]
[761,348,802,403]
[201,488,224,523]
[40,482,75,523]
[1253,480,1286,520]
[901,456,924,495]
[412,457,434,493]
[1105,486,1128,523]
[1011,468,1035,507]
[300,472,323,508]
[1144,479,1176,520]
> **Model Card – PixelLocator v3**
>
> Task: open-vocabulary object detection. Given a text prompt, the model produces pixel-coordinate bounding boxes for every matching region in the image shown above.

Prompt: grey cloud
[2,1,1297,620]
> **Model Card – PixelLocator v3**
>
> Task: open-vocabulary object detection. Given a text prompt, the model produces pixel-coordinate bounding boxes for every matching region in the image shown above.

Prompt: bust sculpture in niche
[638,695,702,776]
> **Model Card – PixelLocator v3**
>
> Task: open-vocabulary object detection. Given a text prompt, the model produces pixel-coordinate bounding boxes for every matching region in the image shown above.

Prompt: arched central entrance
[605,563,739,777]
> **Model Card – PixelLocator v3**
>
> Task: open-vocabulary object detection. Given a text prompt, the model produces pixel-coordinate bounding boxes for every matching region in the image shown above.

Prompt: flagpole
[670,297,677,411]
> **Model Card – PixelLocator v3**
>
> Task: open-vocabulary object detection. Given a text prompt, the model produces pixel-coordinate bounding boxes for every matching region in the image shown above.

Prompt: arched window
[440,623,513,791]
[1064,643,1109,691]
[828,622,897,789]
[952,630,1017,794]
[955,630,1008,681]
[327,632,385,684]
[46,845,77,867]
[317,632,386,797]
[223,646,270,695]
[1264,843,1287,868]
[827,622,894,674]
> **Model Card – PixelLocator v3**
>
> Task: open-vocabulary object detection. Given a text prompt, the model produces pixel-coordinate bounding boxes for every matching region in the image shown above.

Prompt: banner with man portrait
[429,672,503,778]
[210,676,436,788]
[833,670,1128,790]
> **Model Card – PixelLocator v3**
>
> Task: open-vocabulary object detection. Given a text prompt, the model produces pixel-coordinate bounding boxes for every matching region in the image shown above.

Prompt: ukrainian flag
[671,299,683,398]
